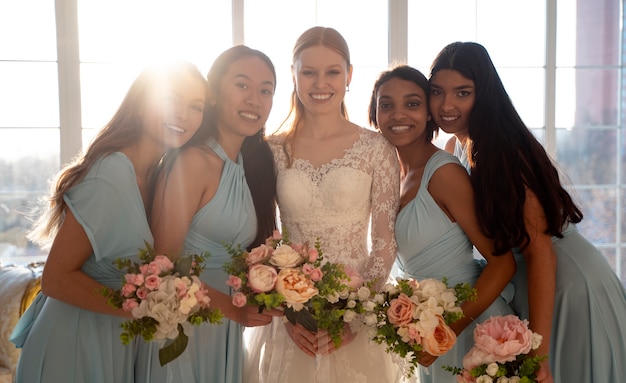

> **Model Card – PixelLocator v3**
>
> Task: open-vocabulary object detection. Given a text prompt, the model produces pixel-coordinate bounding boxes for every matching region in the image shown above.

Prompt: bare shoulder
[444,136,457,154]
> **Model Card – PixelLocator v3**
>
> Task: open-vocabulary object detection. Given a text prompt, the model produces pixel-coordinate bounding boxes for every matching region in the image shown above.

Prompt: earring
[346,85,350,92]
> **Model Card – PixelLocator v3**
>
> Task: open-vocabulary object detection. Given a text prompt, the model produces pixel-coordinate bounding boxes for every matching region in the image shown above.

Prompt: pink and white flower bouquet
[443,314,547,383]
[363,277,477,378]
[223,230,368,347]
[100,242,222,366]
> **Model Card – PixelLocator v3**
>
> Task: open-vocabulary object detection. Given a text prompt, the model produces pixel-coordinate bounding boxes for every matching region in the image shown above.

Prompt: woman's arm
[41,209,133,318]
[429,162,517,335]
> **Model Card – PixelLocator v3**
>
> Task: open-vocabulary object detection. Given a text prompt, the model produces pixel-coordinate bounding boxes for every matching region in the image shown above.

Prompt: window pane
[476,0,545,67]
[574,188,617,244]
[408,0,477,69]
[0,62,59,128]
[78,0,232,71]
[0,0,57,60]
[498,68,545,128]
[556,128,617,185]
[557,0,620,67]
[244,0,388,131]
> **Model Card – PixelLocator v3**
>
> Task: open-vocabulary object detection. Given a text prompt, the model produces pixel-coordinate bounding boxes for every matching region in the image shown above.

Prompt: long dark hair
[160,45,277,248]
[430,41,582,254]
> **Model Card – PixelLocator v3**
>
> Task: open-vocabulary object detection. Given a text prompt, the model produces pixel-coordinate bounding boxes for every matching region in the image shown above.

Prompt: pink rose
[472,315,534,364]
[248,264,278,293]
[247,244,273,265]
[139,264,150,276]
[122,298,139,312]
[149,255,175,274]
[421,315,457,356]
[343,266,363,289]
[121,283,137,297]
[232,292,247,308]
[275,268,318,310]
[307,248,319,262]
[226,275,242,290]
[308,267,323,282]
[136,287,148,300]
[144,274,161,290]
[387,293,415,326]
[125,273,144,286]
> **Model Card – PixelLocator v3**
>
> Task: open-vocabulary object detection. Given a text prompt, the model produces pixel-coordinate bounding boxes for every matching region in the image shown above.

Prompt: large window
[1,0,624,285]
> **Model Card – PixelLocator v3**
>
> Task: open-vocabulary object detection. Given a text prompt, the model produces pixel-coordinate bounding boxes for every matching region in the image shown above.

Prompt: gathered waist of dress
[398,258,483,286]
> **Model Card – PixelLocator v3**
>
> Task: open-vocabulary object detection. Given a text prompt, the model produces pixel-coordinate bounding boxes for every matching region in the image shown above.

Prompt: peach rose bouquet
[223,230,368,346]
[444,315,547,383]
[362,277,476,378]
[99,242,223,366]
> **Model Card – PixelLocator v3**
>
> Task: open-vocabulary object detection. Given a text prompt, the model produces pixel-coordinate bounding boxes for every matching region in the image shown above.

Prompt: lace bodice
[269,128,400,285]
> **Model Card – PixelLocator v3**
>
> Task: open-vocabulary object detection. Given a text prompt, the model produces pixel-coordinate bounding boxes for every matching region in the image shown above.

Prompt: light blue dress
[139,138,256,383]
[10,152,154,383]
[510,227,626,382]
[394,150,514,383]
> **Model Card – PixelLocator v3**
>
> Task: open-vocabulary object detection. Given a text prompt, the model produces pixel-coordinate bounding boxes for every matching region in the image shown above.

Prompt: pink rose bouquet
[444,314,547,382]
[100,242,222,366]
[362,277,477,378]
[223,230,369,346]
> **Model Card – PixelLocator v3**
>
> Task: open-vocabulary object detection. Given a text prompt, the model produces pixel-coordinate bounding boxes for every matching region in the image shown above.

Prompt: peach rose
[247,244,273,265]
[275,268,318,311]
[421,314,457,356]
[232,292,248,308]
[248,264,278,293]
[387,293,415,326]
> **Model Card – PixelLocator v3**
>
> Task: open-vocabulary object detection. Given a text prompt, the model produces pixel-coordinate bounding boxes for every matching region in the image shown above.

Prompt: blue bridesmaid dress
[139,138,256,383]
[10,153,155,383]
[509,226,626,382]
[394,150,514,383]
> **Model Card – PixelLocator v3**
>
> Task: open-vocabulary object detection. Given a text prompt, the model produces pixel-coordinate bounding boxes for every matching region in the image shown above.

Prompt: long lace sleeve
[363,134,400,287]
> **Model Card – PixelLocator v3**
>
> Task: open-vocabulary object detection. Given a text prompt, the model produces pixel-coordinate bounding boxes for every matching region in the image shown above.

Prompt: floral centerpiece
[223,230,368,347]
[362,277,477,378]
[100,242,223,366]
[443,314,548,383]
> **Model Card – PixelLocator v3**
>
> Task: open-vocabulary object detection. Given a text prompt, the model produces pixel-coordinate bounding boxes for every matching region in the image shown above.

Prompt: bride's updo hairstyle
[278,26,352,167]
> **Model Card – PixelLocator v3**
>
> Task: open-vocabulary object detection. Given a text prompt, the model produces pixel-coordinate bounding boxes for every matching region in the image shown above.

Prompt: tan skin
[41,71,206,317]
[429,69,475,155]
[151,55,283,327]
[431,69,555,382]
[282,44,362,357]
[374,77,517,368]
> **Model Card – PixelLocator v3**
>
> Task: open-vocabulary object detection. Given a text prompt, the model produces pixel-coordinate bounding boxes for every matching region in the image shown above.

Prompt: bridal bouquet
[224,230,368,346]
[100,242,223,366]
[362,277,477,378]
[443,315,547,383]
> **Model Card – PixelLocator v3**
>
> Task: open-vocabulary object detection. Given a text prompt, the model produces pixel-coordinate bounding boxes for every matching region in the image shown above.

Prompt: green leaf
[158,324,189,366]
[174,256,193,277]
[285,307,318,333]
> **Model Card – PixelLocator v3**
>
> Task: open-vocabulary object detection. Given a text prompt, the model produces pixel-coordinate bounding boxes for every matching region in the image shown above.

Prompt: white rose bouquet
[100,242,222,366]
[361,277,477,378]
[223,230,368,347]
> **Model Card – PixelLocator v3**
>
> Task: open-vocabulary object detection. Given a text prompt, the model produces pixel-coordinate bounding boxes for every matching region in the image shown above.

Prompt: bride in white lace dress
[243,27,402,383]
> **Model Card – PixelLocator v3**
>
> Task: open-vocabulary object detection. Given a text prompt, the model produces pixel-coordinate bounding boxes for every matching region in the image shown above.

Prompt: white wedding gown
[244,128,403,383]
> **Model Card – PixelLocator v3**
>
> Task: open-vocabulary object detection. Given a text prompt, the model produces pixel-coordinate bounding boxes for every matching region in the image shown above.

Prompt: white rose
[374,293,385,304]
[531,332,543,350]
[476,375,494,383]
[326,291,340,304]
[179,280,200,315]
[357,286,371,301]
[362,300,376,312]
[486,362,499,376]
[496,377,510,383]
[364,312,378,326]
[269,245,303,268]
[508,377,521,383]
[248,264,278,293]
[346,299,357,309]
[343,309,356,323]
